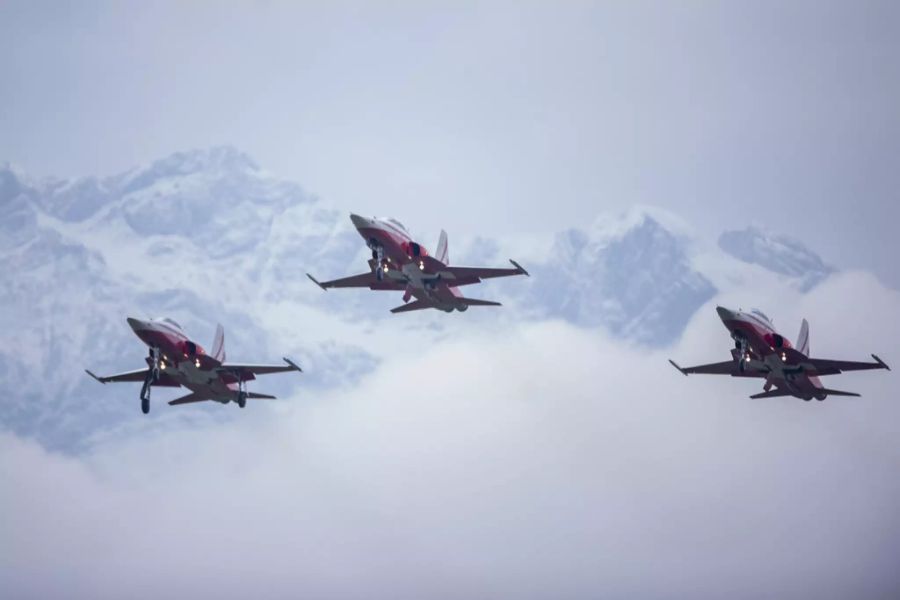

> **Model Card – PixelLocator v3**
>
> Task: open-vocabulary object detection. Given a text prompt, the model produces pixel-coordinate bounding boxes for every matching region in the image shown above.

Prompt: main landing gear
[734,337,749,373]
[369,239,385,281]
[140,347,161,414]
[236,377,247,409]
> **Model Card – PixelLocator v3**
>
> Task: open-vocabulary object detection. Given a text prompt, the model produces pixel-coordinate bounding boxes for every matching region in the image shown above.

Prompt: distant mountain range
[1,146,837,450]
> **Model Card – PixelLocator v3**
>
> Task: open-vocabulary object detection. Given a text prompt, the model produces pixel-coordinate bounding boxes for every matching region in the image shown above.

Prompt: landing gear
[236,376,247,408]
[369,239,385,281]
[139,347,160,414]
[736,338,749,373]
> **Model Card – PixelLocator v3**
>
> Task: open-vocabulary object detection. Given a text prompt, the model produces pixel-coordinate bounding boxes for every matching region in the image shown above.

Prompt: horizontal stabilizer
[247,392,277,400]
[391,300,431,314]
[459,297,502,307]
[750,389,794,399]
[818,388,861,398]
[169,392,212,405]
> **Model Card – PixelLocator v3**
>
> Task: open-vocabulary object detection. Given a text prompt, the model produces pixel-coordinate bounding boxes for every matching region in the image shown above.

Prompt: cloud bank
[2,272,899,599]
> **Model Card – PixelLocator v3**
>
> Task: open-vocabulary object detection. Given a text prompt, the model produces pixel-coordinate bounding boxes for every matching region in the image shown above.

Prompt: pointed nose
[349,213,370,229]
[716,306,736,321]
[126,317,146,331]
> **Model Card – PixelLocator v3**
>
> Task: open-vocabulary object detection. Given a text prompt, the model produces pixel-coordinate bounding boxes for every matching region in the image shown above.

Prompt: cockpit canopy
[750,309,772,324]
[386,218,409,233]
[157,317,183,331]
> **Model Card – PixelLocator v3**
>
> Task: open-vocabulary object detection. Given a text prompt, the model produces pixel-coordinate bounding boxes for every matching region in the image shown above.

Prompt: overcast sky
[1,1,899,285]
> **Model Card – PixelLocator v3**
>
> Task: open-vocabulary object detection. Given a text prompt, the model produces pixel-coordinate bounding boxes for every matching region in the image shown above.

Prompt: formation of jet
[86,317,301,413]
[669,306,890,400]
[306,214,529,313]
[85,214,892,413]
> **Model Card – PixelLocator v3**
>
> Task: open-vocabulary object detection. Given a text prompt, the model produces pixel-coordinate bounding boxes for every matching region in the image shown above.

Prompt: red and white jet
[307,214,529,313]
[669,306,890,400]
[86,317,301,414]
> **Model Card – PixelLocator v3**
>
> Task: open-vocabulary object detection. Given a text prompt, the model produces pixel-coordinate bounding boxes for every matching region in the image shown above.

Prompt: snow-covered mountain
[527,209,716,346]
[718,227,834,291]
[0,147,838,450]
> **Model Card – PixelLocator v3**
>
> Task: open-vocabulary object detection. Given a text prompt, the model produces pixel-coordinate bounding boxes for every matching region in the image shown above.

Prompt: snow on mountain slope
[525,208,717,346]
[1,147,841,451]
[718,227,834,291]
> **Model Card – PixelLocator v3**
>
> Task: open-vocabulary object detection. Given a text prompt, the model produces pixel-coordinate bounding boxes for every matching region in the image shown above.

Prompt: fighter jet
[86,317,301,414]
[307,214,529,313]
[669,306,890,400]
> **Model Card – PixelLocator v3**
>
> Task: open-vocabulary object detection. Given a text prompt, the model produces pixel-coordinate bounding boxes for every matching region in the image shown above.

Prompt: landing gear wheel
[236,376,248,408]
[140,368,154,415]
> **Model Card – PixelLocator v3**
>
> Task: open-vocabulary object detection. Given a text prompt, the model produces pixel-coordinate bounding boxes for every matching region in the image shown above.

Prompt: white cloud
[2,272,899,599]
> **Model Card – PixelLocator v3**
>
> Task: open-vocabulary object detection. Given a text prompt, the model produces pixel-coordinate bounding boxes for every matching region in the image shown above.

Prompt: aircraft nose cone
[126,317,145,331]
[349,213,369,229]
[716,306,736,321]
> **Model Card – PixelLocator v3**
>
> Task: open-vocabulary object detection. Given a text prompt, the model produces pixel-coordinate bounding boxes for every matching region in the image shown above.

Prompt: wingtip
[872,354,891,371]
[306,273,327,291]
[85,369,105,384]
[668,359,687,376]
[509,259,530,277]
[283,357,303,373]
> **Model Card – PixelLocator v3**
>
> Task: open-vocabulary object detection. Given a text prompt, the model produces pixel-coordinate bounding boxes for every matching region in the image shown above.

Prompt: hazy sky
[3,4,900,597]
[1,1,899,285]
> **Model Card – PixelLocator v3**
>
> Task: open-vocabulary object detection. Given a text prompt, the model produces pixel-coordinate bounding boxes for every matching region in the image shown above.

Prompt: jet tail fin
[797,318,810,356]
[211,323,226,362]
[436,229,449,264]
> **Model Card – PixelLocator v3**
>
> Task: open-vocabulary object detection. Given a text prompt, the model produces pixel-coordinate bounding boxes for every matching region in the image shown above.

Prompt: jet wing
[783,350,891,376]
[307,272,404,291]
[421,257,529,282]
[668,359,765,377]
[85,368,181,387]
[216,358,302,383]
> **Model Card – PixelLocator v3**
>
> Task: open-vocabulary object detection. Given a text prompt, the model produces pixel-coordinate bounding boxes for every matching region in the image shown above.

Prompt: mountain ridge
[1,146,838,450]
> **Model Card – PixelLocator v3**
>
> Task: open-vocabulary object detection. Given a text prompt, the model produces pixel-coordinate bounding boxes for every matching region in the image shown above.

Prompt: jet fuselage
[716,307,826,400]
[350,214,466,312]
[127,317,240,402]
